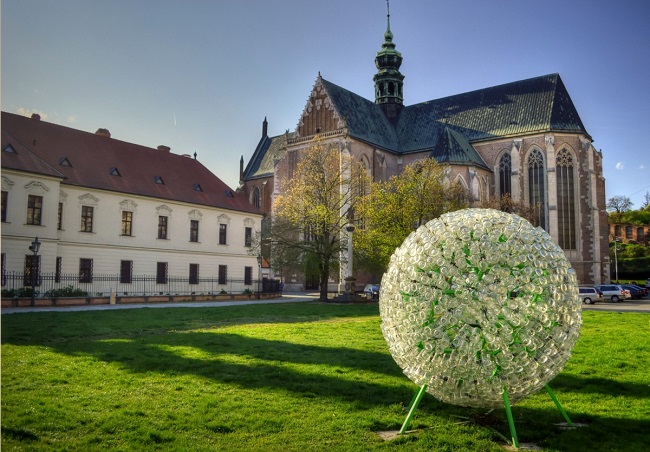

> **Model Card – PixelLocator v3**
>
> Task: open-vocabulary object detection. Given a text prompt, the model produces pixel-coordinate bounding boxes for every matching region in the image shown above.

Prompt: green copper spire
[374,0,404,117]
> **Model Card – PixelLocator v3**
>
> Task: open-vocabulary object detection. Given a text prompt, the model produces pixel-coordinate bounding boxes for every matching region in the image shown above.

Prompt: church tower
[373,1,404,119]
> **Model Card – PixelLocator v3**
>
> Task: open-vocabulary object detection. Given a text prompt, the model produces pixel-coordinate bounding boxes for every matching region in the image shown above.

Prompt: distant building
[240,10,609,288]
[610,223,649,246]
[1,112,263,296]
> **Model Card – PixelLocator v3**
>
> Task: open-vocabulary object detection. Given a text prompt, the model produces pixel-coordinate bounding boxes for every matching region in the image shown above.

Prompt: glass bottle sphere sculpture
[380,208,581,408]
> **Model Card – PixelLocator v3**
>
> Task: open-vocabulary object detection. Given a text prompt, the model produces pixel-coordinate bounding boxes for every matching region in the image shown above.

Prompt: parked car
[594,284,631,303]
[363,284,380,301]
[578,287,603,304]
[621,284,648,299]
[646,278,650,289]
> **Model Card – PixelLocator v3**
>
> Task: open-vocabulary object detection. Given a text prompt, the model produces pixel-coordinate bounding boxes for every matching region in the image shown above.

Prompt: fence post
[110,288,116,305]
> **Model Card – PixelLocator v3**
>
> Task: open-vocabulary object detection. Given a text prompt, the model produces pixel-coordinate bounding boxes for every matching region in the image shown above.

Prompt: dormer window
[154,176,165,185]
[59,157,72,167]
[193,183,203,192]
[3,144,16,153]
[110,167,121,177]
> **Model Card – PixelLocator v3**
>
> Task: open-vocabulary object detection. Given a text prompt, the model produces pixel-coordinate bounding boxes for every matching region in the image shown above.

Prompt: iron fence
[1,271,281,298]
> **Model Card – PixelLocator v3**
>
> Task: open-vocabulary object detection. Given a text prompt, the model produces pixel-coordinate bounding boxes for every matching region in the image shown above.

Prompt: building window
[55,257,62,283]
[252,187,261,209]
[156,262,168,284]
[498,152,512,197]
[637,227,645,242]
[81,206,94,232]
[556,149,576,249]
[24,254,41,287]
[244,266,253,286]
[189,264,199,284]
[79,258,93,283]
[27,195,43,225]
[245,227,252,247]
[158,216,168,239]
[190,220,199,242]
[219,224,227,245]
[57,203,63,230]
[1,191,7,222]
[121,211,133,236]
[120,260,133,284]
[527,149,546,230]
[218,265,227,285]
[614,225,622,237]
[1,253,6,286]
[625,226,633,239]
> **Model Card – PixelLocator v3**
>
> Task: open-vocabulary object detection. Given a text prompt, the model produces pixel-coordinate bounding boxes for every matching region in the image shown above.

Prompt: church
[239,10,609,288]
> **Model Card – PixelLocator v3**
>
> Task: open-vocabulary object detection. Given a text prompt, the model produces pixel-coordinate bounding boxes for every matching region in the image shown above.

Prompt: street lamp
[613,237,620,282]
[256,254,262,296]
[29,236,41,306]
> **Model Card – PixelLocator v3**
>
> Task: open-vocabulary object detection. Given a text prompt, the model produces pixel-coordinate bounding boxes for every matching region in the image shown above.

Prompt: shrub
[44,286,88,298]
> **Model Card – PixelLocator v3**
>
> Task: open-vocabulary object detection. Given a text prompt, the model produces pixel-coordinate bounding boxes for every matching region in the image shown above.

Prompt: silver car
[578,287,603,304]
[594,284,631,303]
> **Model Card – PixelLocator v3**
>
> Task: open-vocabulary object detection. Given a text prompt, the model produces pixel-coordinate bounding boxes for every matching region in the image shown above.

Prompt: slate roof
[317,72,588,156]
[1,112,260,214]
[243,132,292,179]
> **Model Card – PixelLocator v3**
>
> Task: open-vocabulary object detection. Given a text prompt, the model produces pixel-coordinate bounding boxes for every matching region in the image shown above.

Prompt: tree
[475,193,541,227]
[354,159,468,275]
[606,195,633,213]
[642,191,650,211]
[270,138,368,301]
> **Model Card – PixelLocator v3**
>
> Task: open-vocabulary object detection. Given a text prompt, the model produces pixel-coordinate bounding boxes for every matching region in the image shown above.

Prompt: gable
[296,77,344,137]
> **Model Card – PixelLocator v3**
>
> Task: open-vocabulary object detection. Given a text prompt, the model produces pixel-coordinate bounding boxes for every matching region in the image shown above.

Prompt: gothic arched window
[556,149,576,249]
[252,187,261,209]
[528,149,546,230]
[498,152,511,197]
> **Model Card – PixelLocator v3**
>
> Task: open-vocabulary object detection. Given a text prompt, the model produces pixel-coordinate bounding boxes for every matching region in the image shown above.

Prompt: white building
[1,112,263,296]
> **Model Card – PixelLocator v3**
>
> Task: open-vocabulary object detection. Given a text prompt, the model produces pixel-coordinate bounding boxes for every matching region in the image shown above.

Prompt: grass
[2,302,649,451]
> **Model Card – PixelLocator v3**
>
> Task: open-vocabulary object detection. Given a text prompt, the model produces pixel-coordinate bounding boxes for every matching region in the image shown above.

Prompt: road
[2,292,649,314]
[581,297,650,313]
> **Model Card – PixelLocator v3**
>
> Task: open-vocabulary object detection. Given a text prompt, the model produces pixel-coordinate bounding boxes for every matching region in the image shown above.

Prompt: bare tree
[606,195,633,213]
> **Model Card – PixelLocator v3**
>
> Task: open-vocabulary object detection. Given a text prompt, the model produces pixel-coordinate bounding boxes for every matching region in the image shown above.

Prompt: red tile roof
[2,112,259,214]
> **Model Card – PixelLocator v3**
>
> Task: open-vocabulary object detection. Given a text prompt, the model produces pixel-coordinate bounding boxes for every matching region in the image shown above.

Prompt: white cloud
[639,164,646,170]
[615,162,625,170]
[16,107,49,120]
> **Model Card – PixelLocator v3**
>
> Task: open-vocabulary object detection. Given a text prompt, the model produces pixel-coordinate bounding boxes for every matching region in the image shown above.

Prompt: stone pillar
[510,139,522,201]
[545,135,558,240]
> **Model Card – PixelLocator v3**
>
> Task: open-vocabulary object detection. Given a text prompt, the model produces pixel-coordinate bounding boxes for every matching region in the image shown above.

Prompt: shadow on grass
[552,373,650,399]
[40,331,413,408]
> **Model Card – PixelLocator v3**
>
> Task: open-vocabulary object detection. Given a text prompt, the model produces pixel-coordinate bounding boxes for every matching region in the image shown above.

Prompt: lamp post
[256,254,262,296]
[613,236,620,282]
[29,236,41,306]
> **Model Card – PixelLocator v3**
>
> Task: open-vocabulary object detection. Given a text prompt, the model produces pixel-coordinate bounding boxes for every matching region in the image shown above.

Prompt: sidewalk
[1,292,320,314]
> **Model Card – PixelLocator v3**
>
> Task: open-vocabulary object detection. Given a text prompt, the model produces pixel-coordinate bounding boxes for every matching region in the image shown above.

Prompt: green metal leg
[502,388,519,448]
[545,385,573,426]
[399,384,428,434]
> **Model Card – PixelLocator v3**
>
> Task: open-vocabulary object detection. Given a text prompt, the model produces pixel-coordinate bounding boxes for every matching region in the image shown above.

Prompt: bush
[242,289,253,295]
[2,287,39,298]
[44,285,88,298]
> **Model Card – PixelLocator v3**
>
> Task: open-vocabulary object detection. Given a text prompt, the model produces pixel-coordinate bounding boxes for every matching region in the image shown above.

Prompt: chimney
[31,113,41,121]
[95,128,111,138]
[157,145,171,152]
[262,117,268,137]
[239,155,244,183]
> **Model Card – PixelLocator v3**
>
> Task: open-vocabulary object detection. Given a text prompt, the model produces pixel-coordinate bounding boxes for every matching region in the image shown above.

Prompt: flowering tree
[271,138,368,301]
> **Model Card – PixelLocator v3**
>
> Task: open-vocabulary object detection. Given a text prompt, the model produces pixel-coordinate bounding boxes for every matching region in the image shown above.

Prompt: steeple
[373,0,404,118]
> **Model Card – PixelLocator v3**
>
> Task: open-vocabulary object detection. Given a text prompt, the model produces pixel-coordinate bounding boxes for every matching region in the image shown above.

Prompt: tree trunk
[319,258,329,302]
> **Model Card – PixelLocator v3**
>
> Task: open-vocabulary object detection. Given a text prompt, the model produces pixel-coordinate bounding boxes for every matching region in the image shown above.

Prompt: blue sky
[3,0,650,207]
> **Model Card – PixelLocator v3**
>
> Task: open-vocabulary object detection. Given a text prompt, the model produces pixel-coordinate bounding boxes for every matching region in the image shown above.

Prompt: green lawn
[2,303,649,451]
